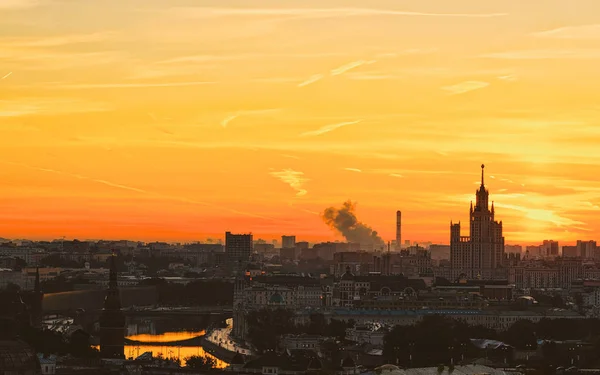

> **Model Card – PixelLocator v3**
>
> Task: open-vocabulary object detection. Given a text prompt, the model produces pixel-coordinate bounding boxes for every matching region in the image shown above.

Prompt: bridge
[124,306,232,317]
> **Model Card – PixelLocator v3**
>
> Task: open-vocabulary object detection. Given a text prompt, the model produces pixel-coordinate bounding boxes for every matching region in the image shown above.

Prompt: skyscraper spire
[481,164,485,187]
[108,251,118,291]
[100,250,125,359]
[34,267,40,293]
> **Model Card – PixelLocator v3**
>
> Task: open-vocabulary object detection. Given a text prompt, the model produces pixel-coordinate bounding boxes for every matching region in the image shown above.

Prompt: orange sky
[1,0,600,245]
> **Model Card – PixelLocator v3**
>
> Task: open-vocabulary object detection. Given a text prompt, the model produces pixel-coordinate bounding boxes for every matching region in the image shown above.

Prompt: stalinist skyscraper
[450,165,505,280]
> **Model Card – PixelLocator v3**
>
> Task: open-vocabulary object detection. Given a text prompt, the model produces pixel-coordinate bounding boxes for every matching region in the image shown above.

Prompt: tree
[246,308,297,353]
[14,257,27,271]
[185,355,216,370]
[503,320,537,350]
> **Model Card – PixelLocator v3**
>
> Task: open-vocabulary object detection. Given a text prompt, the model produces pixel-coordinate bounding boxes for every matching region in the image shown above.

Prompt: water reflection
[123,330,228,368]
[124,344,228,368]
[127,330,206,343]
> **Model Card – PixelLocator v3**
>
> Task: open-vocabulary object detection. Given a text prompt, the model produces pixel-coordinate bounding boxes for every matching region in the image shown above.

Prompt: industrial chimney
[396,210,401,251]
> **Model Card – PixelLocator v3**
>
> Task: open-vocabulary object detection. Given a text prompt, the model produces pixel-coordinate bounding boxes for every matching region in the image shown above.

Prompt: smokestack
[396,210,402,251]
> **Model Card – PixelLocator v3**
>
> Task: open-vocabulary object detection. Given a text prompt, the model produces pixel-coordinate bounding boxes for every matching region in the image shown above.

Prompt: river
[122,330,229,368]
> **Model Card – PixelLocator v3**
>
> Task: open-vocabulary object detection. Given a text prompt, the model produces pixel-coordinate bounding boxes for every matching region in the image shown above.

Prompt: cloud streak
[221,115,238,128]
[0,32,114,47]
[0,98,112,117]
[533,24,600,39]
[220,108,281,127]
[480,49,600,60]
[300,120,361,137]
[344,168,362,173]
[0,0,39,9]
[39,81,216,89]
[1,161,275,221]
[442,81,489,95]
[298,74,324,87]
[1,72,12,80]
[330,60,374,76]
[269,169,309,196]
[170,7,508,19]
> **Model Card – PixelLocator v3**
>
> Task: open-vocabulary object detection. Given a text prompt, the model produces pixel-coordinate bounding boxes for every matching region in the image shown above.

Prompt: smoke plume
[322,200,384,247]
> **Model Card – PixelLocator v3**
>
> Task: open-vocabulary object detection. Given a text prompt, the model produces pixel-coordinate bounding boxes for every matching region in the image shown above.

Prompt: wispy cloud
[344,168,362,173]
[0,32,115,47]
[494,202,586,228]
[220,108,281,128]
[330,60,374,76]
[169,7,508,20]
[1,72,12,80]
[497,75,517,82]
[2,161,275,220]
[347,73,396,81]
[480,49,600,60]
[298,74,324,87]
[300,120,361,137]
[0,0,39,9]
[389,173,404,178]
[533,24,600,39]
[0,98,112,117]
[299,59,376,87]
[269,169,309,196]
[0,50,121,71]
[442,81,489,95]
[221,115,238,128]
[39,81,216,89]
[281,154,300,160]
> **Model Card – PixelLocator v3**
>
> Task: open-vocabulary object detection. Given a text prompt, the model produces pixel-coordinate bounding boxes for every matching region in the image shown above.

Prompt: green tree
[185,355,216,370]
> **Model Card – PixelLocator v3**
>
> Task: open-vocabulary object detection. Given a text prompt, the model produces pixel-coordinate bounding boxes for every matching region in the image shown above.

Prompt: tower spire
[481,164,485,187]
[109,251,118,291]
[34,267,40,293]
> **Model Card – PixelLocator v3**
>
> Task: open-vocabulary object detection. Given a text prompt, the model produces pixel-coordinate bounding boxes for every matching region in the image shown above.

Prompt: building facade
[226,232,253,265]
[451,165,505,280]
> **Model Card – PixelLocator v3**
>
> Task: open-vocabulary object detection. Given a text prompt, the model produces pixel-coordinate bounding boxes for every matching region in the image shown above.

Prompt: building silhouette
[281,235,296,250]
[99,253,125,359]
[395,211,402,251]
[450,165,506,280]
[225,232,253,265]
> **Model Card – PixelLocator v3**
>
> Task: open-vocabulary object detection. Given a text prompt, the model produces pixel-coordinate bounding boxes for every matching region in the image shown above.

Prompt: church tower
[30,267,44,328]
[99,253,125,359]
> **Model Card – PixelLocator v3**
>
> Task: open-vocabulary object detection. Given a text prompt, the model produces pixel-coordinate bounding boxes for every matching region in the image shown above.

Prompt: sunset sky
[2,0,600,245]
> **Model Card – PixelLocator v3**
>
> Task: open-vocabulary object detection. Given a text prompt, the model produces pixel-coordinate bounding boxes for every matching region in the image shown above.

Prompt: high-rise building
[504,244,523,254]
[562,245,578,258]
[450,165,505,280]
[282,235,296,249]
[395,211,402,251]
[577,240,597,259]
[225,232,253,264]
[542,240,559,257]
[99,254,125,359]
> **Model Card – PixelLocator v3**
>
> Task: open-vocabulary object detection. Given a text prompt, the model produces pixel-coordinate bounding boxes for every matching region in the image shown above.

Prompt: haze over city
[2,0,600,244]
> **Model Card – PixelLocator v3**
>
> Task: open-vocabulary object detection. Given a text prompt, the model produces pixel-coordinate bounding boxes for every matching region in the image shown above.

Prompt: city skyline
[2,1,600,244]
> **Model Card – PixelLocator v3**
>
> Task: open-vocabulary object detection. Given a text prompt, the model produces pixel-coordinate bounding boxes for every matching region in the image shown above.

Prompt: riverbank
[201,336,244,364]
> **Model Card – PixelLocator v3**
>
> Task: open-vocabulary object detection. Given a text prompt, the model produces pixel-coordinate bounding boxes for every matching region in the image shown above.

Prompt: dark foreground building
[99,254,125,359]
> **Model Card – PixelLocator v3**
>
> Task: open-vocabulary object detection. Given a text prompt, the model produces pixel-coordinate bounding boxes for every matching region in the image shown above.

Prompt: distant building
[563,245,578,258]
[254,243,275,254]
[577,240,597,259]
[429,244,450,260]
[225,232,253,265]
[282,236,296,250]
[280,247,297,260]
[450,165,505,280]
[99,255,125,359]
[233,275,324,339]
[504,244,522,255]
[542,240,559,257]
